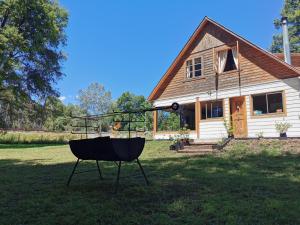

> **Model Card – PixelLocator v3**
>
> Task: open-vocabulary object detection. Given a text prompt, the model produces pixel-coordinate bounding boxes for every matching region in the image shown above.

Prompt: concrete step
[177,149,214,154]
[177,144,215,154]
[185,143,217,150]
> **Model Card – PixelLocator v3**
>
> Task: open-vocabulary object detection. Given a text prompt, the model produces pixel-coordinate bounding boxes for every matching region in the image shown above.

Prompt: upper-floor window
[186,57,203,78]
[217,47,238,73]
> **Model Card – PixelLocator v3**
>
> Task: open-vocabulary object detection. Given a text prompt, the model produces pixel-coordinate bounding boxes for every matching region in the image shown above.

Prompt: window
[180,103,195,130]
[252,92,284,116]
[223,49,237,72]
[186,57,203,78]
[217,47,238,73]
[201,100,223,120]
[186,60,193,78]
[194,57,202,77]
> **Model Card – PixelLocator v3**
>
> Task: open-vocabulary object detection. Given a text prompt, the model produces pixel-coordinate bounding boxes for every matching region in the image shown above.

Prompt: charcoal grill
[67,136,148,192]
[67,102,179,192]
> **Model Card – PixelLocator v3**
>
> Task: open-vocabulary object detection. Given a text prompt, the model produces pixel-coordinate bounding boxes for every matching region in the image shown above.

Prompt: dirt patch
[224,138,300,154]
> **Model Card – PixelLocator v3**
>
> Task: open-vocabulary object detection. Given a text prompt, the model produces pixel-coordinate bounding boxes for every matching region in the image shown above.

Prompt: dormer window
[217,47,238,73]
[186,57,203,78]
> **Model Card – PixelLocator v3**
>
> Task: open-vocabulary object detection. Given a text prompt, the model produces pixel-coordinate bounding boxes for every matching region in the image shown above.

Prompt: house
[148,17,300,140]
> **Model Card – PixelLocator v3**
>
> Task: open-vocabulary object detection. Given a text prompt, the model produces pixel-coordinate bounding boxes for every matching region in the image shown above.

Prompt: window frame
[200,99,224,121]
[185,56,204,79]
[250,91,286,118]
[216,46,239,74]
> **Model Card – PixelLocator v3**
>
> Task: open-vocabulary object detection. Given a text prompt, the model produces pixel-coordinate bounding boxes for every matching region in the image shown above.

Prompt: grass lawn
[1,140,300,225]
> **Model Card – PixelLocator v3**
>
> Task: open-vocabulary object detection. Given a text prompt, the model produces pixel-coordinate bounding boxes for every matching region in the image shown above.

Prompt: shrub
[0,132,80,144]
[275,120,292,134]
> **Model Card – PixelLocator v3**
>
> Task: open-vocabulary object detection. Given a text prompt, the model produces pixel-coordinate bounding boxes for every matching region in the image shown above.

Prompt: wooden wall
[156,22,297,100]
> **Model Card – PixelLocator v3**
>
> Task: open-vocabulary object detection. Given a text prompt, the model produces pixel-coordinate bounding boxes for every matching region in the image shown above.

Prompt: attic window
[217,47,238,73]
[186,57,203,78]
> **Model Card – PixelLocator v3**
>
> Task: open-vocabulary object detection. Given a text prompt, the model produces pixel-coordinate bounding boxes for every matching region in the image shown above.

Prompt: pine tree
[270,0,300,53]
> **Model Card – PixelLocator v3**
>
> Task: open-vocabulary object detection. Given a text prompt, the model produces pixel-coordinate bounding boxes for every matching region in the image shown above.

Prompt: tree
[78,82,112,115]
[113,92,152,131]
[0,0,68,101]
[270,0,300,53]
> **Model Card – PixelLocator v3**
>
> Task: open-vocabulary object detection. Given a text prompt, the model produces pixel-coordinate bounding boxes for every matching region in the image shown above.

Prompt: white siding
[199,120,227,140]
[246,79,300,138]
[198,98,230,140]
[153,77,300,140]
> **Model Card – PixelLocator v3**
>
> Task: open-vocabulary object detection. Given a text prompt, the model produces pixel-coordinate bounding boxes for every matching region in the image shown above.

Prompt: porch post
[153,110,157,136]
[195,98,200,139]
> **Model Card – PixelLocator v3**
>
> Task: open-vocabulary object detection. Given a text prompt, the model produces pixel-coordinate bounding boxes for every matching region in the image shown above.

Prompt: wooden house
[148,17,300,140]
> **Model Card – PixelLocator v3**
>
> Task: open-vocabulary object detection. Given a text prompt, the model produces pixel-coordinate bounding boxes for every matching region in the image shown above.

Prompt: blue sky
[57,0,283,104]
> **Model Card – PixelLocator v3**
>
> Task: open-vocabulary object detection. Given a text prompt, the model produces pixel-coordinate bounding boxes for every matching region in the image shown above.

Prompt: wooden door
[230,97,247,138]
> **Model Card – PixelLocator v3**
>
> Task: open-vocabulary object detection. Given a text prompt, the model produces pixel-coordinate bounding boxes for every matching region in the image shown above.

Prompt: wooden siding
[156,22,298,100]
[153,77,300,140]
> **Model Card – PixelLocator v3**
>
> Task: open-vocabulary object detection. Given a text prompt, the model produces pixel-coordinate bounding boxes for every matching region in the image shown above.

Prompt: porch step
[177,143,217,154]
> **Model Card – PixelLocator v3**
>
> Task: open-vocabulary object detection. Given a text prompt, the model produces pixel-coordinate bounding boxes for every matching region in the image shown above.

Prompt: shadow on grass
[1,152,300,225]
[0,143,67,149]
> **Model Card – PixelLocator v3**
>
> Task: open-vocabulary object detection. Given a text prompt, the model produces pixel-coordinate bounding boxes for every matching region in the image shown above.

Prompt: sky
[57,0,284,104]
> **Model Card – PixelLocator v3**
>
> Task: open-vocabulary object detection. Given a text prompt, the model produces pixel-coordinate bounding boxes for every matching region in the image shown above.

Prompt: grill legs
[96,160,103,180]
[67,158,80,186]
[137,159,149,185]
[115,161,122,193]
[67,159,103,186]
[67,159,149,191]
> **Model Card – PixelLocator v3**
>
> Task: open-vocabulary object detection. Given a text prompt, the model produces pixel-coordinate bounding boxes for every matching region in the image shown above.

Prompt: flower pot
[182,139,190,146]
[169,145,176,151]
[175,143,181,151]
[179,141,184,150]
[280,132,287,138]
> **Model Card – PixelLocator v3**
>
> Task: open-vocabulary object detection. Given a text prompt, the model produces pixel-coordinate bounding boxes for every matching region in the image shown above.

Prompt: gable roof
[148,16,300,101]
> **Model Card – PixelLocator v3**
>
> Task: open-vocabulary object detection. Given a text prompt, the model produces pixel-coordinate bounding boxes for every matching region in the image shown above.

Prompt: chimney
[281,17,291,64]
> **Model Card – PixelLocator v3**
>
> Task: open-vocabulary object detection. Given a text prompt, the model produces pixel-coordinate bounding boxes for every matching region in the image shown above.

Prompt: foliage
[0,95,85,132]
[112,91,152,132]
[78,82,112,115]
[0,131,80,144]
[157,110,180,131]
[256,131,264,139]
[1,140,300,224]
[275,120,292,133]
[270,0,300,53]
[178,127,190,140]
[0,0,68,100]
[223,118,234,136]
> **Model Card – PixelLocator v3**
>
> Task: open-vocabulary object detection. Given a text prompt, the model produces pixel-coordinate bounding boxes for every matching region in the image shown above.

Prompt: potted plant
[275,120,292,138]
[224,118,234,138]
[169,135,184,150]
[256,131,264,139]
[178,126,190,146]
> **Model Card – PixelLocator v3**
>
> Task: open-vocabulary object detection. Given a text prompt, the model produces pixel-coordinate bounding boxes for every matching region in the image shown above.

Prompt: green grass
[1,140,300,225]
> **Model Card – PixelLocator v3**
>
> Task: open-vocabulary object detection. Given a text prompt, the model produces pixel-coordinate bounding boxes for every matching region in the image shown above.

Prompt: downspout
[213,47,218,100]
[237,40,242,96]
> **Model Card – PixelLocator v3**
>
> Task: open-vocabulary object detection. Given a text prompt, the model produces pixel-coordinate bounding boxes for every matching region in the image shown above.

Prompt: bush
[0,131,80,144]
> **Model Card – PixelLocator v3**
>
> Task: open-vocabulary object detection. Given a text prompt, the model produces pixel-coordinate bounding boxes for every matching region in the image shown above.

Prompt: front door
[230,96,247,138]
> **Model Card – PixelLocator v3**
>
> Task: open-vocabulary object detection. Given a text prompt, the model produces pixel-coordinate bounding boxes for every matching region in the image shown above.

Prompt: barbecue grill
[67,136,148,192]
[67,102,179,192]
